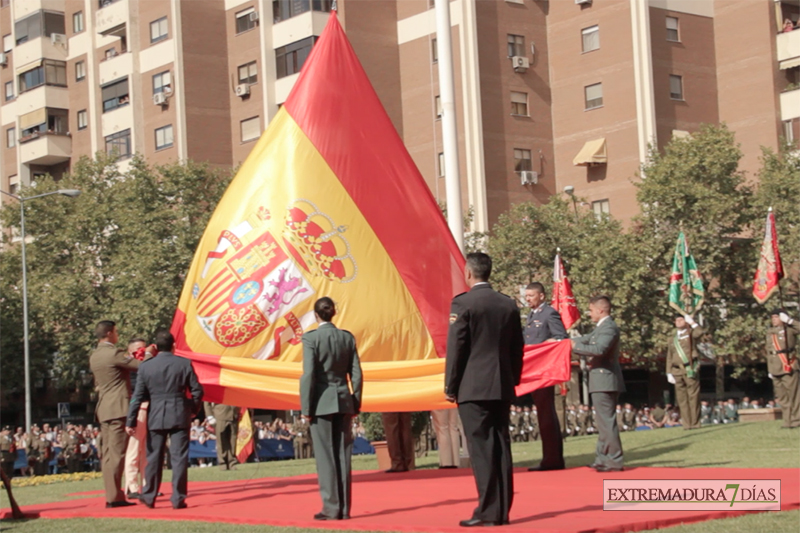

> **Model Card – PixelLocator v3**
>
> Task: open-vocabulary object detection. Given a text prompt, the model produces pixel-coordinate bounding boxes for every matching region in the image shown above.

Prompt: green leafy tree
[634,124,757,369]
[0,153,233,386]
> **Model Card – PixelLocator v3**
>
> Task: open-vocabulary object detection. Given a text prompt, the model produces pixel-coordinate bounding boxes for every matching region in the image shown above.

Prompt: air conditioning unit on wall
[512,56,529,72]
[520,171,538,185]
[235,84,250,97]
[575,0,592,5]
[153,92,168,106]
[249,11,259,22]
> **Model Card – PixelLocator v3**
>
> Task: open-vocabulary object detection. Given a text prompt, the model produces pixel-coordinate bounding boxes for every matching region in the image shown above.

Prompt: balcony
[98,51,132,86]
[14,36,68,66]
[19,132,71,165]
[781,87,800,121]
[272,10,327,49]
[777,29,800,70]
[15,85,69,117]
[13,0,62,20]
[96,0,128,36]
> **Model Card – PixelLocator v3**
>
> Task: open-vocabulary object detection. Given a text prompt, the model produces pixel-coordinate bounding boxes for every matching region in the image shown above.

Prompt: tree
[634,124,759,371]
[0,154,233,387]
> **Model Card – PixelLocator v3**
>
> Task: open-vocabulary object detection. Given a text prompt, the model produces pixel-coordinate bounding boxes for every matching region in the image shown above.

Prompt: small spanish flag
[235,409,254,464]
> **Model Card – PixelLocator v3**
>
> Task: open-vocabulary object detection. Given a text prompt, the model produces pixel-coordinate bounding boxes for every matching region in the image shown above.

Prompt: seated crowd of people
[508,396,783,441]
[4,422,102,477]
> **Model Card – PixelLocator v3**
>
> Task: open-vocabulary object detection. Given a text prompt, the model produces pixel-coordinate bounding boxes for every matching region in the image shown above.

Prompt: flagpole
[434,0,464,252]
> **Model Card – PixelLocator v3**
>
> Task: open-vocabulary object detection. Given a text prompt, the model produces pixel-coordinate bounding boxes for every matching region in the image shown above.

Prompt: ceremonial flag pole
[753,207,784,305]
[551,249,584,403]
[668,231,705,316]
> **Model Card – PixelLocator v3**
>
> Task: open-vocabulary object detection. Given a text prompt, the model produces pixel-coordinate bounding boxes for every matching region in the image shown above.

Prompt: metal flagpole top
[331,0,337,12]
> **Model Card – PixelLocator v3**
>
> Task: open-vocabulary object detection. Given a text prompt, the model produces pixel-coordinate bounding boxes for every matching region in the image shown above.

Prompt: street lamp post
[0,188,81,431]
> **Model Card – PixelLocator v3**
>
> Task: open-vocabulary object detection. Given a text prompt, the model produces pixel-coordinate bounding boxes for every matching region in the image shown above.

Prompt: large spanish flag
[171,12,466,412]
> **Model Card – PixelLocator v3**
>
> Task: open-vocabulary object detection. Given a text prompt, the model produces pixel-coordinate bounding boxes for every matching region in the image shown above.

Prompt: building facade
[1,0,797,231]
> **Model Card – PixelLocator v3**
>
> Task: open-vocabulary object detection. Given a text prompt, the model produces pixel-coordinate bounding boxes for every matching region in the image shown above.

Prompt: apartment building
[1,0,797,232]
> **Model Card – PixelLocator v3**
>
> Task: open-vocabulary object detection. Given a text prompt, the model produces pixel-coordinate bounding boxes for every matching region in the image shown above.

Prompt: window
[155,124,174,150]
[592,199,610,219]
[152,71,171,94]
[6,127,15,148]
[19,60,67,92]
[507,34,524,57]
[15,11,65,45]
[150,17,168,43]
[666,16,679,42]
[669,74,683,100]
[272,0,329,23]
[238,61,258,85]
[275,37,315,79]
[582,25,599,52]
[431,38,438,62]
[236,7,257,34]
[101,78,129,112]
[2,34,11,52]
[510,91,528,116]
[9,177,18,196]
[435,95,442,119]
[4,81,13,101]
[514,149,532,172]
[240,116,260,142]
[73,11,84,33]
[437,152,445,177]
[105,129,131,159]
[584,82,603,110]
[77,109,87,130]
[75,60,85,81]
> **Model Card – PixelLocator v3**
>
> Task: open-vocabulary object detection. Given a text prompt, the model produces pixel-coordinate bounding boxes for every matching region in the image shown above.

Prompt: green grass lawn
[2,420,799,533]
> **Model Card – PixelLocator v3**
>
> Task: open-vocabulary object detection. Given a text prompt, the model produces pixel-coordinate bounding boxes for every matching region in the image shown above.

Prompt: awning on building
[573,138,607,166]
[780,57,800,70]
[15,59,43,76]
[19,108,47,130]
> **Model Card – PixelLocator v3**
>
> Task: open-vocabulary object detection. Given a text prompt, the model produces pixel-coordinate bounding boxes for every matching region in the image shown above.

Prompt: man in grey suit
[300,297,363,521]
[571,295,625,472]
[126,330,203,509]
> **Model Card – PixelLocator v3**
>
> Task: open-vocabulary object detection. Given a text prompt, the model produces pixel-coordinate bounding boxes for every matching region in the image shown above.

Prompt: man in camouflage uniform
[622,403,636,432]
[767,309,800,428]
[576,405,589,436]
[64,426,85,473]
[565,404,577,437]
[509,406,523,443]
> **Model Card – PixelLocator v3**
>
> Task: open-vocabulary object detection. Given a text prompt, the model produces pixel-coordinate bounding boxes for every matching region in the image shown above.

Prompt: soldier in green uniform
[699,400,712,425]
[292,416,312,459]
[622,403,636,432]
[554,383,568,438]
[204,402,239,470]
[64,426,85,473]
[26,428,52,476]
[565,404,577,437]
[666,315,704,429]
[509,406,522,443]
[0,426,15,479]
[527,406,540,441]
[576,405,589,436]
[767,310,800,428]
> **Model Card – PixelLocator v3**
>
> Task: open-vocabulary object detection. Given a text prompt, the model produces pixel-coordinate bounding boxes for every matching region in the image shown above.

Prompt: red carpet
[4,467,798,532]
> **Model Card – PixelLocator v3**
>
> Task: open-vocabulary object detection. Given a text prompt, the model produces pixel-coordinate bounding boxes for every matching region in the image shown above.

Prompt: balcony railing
[273,0,332,24]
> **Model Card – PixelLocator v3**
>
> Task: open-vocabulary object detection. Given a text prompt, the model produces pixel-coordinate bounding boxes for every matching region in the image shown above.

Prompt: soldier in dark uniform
[622,403,636,432]
[445,253,524,527]
[767,309,800,428]
[666,315,704,430]
[523,282,567,472]
[0,427,15,479]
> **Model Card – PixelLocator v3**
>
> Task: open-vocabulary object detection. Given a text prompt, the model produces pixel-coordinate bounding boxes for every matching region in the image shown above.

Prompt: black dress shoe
[385,468,408,473]
[314,512,340,520]
[439,465,459,469]
[126,492,140,499]
[173,502,187,509]
[594,465,624,472]
[459,518,499,527]
[527,464,565,472]
[106,500,136,509]
[140,500,155,509]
